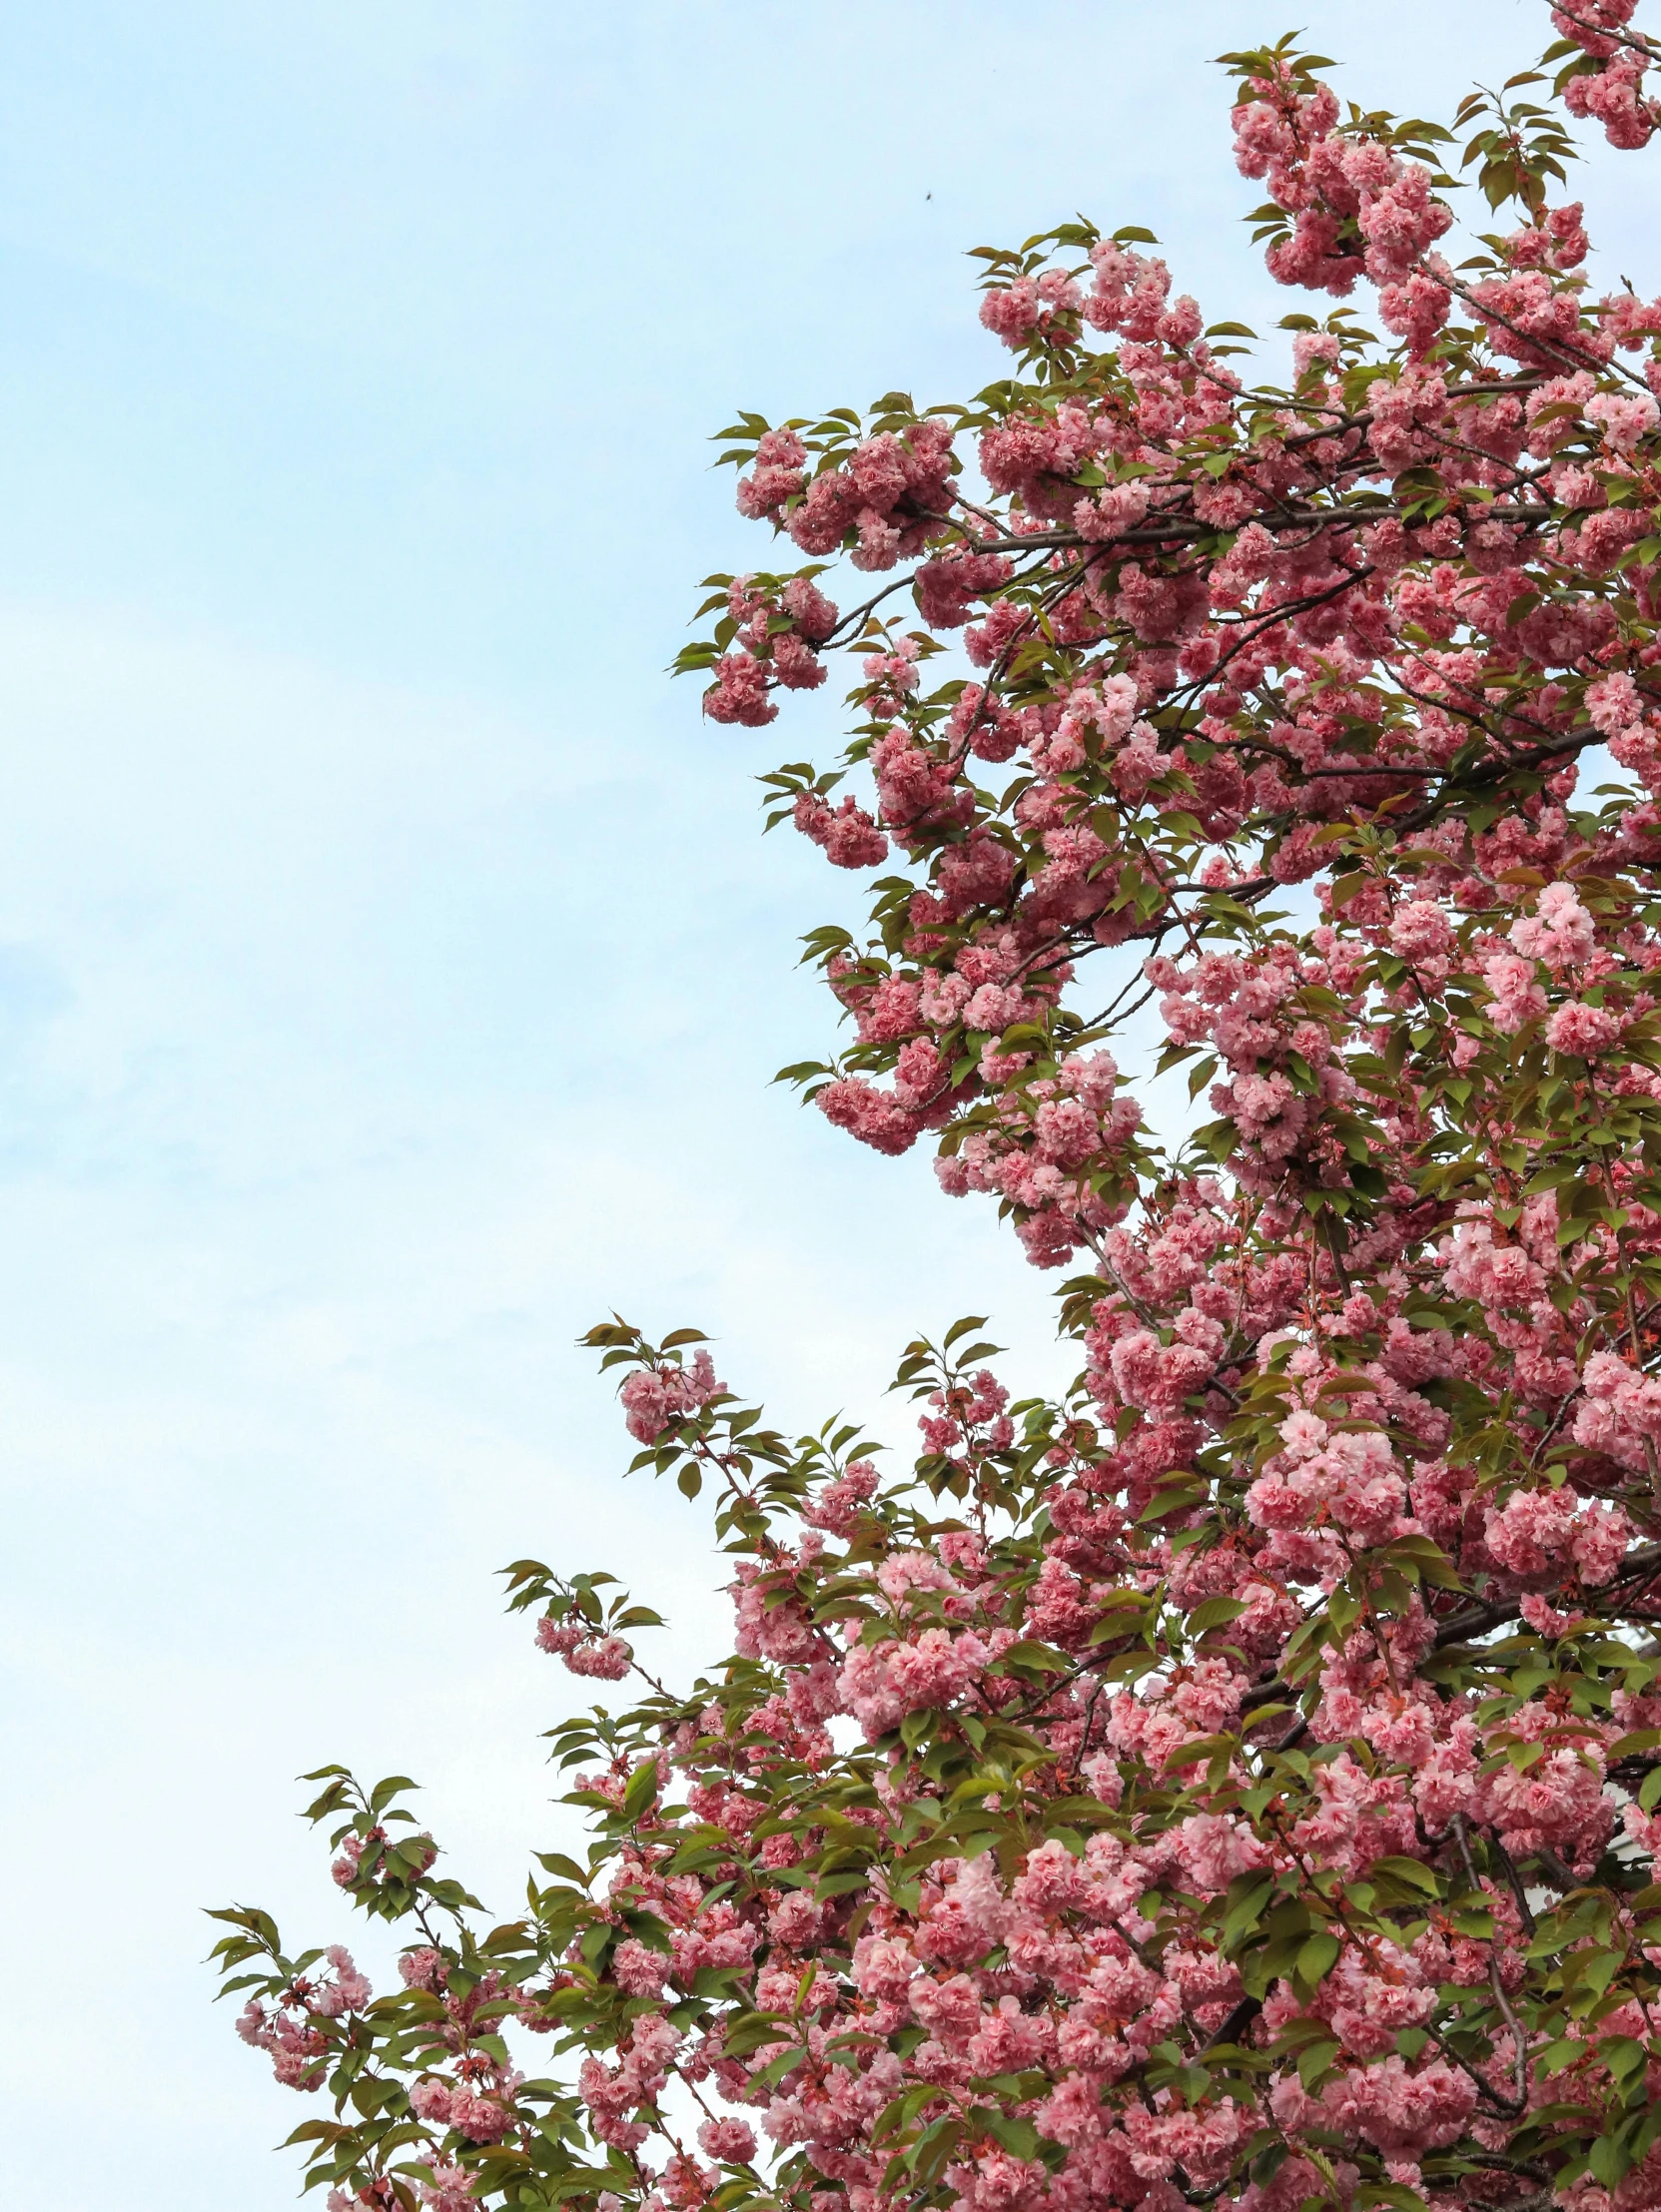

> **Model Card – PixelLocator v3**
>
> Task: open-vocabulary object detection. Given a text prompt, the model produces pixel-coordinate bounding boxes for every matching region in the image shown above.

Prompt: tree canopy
[215,11,1661,2211]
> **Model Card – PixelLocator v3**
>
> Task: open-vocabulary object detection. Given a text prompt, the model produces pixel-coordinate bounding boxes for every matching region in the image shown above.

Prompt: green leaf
[622,1763,659,1823]
[985,2113,1041,2160]
[1295,1931,1341,1988]
[1369,1855,1441,1895]
[999,1641,1071,1674]
[1296,2037,1342,2090]
[1188,1596,1249,1635]
[1222,1875,1275,1949]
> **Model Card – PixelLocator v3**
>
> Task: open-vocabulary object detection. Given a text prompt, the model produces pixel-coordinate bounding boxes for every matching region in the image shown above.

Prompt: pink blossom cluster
[619,1348,724,1444]
[734,419,956,574]
[536,1613,634,1679]
[1555,1,1661,146]
[237,1945,370,2091]
[410,2065,523,2146]
[702,573,841,727]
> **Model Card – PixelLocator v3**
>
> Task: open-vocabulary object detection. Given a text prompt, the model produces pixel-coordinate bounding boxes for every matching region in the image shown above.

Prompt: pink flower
[399,1947,447,1991]
[1586,389,1660,451]
[1109,1328,1215,1413]
[702,652,776,728]
[697,2119,757,2164]
[1174,1812,1270,1892]
[1073,483,1153,541]
[1546,999,1620,1056]
[563,1634,633,1680]
[416,2160,476,2212]
[618,1349,723,1443]
[448,2091,514,2144]
[412,2078,453,2125]
[1486,1485,1628,1586]
[1482,951,1547,1034]
[309,1945,372,2017]
[612,1939,670,1996]
[1587,670,1641,735]
[1509,883,1596,972]
[1574,1351,1661,1476]
[1388,899,1453,964]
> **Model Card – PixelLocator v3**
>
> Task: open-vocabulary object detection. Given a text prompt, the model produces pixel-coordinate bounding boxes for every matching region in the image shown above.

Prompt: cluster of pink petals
[536,1615,633,1679]
[619,1349,724,1443]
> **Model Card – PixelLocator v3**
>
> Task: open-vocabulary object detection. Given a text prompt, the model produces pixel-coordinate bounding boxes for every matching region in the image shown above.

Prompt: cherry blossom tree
[214,9,1661,2210]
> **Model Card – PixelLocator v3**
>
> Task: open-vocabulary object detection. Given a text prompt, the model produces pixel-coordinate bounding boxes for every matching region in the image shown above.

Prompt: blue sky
[1,5,1654,2205]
